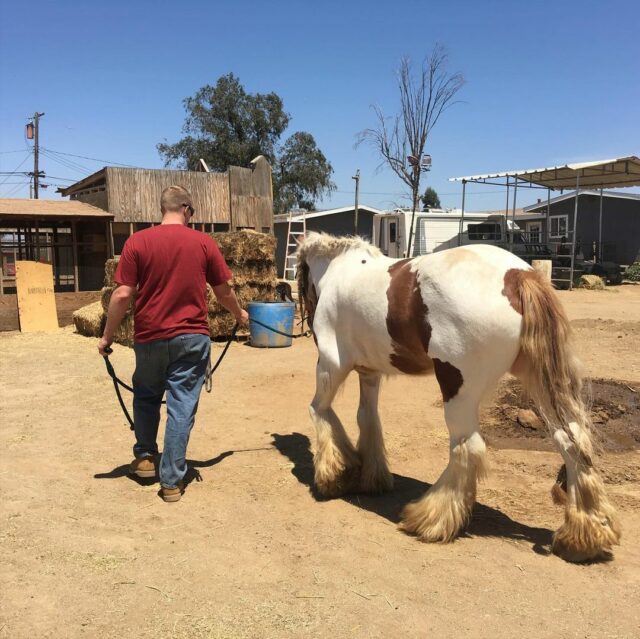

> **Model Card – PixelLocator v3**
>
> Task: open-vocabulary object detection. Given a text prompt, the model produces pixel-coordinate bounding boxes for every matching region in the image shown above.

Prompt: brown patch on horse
[433,359,464,402]
[502,268,539,314]
[386,259,433,374]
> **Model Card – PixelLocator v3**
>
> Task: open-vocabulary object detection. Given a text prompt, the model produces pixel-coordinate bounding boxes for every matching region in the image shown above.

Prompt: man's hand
[98,335,113,357]
[236,309,249,325]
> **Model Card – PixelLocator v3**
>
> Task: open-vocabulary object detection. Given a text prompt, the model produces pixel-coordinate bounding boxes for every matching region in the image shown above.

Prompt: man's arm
[97,284,136,355]
[212,282,249,325]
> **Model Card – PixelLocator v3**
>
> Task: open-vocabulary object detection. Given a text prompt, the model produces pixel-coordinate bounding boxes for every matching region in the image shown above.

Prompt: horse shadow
[271,432,554,556]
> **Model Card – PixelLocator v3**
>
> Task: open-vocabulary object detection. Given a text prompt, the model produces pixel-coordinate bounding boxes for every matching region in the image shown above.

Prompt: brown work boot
[129,456,156,479]
[161,481,185,503]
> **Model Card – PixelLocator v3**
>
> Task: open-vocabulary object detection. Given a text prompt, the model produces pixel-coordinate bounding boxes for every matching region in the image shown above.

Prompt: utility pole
[27,112,45,198]
[352,169,360,235]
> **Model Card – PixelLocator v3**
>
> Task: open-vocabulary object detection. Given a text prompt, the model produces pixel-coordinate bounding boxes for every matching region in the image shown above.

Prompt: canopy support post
[569,175,580,290]
[457,179,466,246]
[504,175,510,250]
[511,175,518,253]
[598,187,604,263]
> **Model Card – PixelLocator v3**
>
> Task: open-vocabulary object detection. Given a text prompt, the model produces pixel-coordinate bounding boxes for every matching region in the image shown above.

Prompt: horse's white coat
[299,233,621,560]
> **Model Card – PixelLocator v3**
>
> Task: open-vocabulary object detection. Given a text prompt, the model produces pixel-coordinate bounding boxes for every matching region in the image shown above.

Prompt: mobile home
[372,208,521,258]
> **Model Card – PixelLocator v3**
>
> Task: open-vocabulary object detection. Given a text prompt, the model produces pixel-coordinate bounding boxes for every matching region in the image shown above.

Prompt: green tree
[275,132,335,213]
[158,73,335,212]
[421,187,441,210]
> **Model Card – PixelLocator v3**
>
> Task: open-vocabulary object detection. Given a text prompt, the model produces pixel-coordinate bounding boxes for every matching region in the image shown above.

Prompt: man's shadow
[94,450,235,487]
[271,432,555,556]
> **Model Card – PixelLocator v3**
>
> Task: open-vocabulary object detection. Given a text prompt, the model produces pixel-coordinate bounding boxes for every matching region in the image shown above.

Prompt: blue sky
[1,0,639,212]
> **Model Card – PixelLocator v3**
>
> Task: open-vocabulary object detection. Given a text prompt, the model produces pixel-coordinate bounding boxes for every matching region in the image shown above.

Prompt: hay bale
[212,230,276,264]
[230,263,278,287]
[101,286,136,313]
[104,257,120,287]
[113,316,135,347]
[72,301,105,337]
[100,286,135,346]
[579,274,606,290]
[207,284,276,315]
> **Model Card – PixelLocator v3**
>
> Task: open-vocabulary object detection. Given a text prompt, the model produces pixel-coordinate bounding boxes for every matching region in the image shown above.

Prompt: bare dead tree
[357,45,464,256]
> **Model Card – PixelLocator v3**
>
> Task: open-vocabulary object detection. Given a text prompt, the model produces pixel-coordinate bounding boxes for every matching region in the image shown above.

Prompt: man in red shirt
[98,185,248,502]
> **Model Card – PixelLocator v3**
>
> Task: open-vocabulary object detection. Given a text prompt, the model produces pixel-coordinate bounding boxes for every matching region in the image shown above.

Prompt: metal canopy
[448,155,640,290]
[450,155,640,190]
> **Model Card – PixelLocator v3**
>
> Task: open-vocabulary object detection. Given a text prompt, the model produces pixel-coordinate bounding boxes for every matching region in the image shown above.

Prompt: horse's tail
[511,270,593,467]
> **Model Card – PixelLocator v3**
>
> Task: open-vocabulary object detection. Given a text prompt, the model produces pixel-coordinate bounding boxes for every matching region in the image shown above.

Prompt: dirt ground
[1,285,639,639]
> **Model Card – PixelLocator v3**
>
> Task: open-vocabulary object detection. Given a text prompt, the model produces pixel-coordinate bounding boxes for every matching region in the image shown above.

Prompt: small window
[549,215,568,238]
[468,223,501,241]
[389,222,397,244]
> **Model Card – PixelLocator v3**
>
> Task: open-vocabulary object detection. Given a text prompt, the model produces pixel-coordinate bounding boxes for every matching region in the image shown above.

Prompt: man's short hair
[161,185,193,213]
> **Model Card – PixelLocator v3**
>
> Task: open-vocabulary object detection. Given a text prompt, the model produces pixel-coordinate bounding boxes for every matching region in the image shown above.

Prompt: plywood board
[15,261,59,332]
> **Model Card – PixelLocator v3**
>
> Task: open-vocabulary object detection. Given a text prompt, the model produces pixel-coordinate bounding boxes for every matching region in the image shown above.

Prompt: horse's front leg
[310,356,360,498]
[357,371,393,494]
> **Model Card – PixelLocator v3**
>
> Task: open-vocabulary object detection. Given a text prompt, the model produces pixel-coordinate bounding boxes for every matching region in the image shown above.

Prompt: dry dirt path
[1,285,639,638]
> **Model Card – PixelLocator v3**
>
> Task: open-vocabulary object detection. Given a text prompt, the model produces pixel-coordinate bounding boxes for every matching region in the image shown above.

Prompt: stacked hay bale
[208,230,278,337]
[100,265,136,346]
[72,301,105,337]
[72,231,277,343]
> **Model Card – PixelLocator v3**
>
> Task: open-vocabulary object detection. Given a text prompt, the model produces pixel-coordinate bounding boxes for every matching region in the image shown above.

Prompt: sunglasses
[182,203,195,218]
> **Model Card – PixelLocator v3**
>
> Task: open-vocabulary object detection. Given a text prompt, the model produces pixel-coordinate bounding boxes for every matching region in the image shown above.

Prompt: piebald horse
[297,232,620,562]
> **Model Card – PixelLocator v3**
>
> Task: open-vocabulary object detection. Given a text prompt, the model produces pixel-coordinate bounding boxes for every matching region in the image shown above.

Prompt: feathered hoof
[359,467,394,495]
[399,494,470,543]
[552,508,622,563]
[315,464,361,499]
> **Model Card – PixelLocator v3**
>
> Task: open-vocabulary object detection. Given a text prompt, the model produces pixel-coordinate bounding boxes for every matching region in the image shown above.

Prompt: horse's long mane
[297,232,381,263]
[296,233,381,330]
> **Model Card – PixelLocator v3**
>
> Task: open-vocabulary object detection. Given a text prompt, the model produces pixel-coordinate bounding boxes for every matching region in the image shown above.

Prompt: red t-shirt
[114,225,232,343]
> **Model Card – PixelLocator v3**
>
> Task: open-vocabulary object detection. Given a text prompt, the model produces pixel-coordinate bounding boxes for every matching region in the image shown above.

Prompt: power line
[0,152,33,187]
[41,147,134,167]
[3,182,28,197]
[39,148,89,175]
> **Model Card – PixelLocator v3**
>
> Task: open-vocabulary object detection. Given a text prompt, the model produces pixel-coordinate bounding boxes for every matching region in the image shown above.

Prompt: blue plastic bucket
[248,301,296,348]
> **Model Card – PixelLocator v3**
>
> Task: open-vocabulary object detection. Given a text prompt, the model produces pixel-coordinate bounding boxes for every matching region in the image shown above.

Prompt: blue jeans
[132,333,211,488]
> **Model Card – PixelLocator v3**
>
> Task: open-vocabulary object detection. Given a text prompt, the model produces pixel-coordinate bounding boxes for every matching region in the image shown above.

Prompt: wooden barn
[60,156,274,255]
[0,198,113,294]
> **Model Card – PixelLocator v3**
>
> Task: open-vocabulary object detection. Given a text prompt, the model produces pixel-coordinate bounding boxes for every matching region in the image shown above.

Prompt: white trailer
[372,208,523,258]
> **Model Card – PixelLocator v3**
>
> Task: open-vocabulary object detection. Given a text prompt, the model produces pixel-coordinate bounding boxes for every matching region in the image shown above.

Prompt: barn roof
[0,198,113,219]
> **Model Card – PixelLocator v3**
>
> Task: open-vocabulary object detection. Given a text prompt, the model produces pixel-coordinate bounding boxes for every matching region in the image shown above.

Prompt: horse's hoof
[359,470,394,494]
[552,510,620,563]
[400,496,469,543]
[315,465,361,498]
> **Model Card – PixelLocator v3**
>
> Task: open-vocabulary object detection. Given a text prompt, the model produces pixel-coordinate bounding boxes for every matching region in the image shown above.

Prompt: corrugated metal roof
[523,189,640,212]
[449,156,640,189]
[0,198,113,218]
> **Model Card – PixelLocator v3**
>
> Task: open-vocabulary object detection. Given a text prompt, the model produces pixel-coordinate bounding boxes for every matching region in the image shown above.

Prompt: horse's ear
[295,235,304,247]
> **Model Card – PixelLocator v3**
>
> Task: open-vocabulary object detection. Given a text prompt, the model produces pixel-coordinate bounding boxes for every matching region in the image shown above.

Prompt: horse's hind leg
[356,371,393,494]
[310,356,360,498]
[401,370,491,542]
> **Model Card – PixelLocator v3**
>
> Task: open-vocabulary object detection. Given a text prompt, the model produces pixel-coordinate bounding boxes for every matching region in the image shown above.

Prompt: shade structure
[448,156,640,289]
[449,156,640,190]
